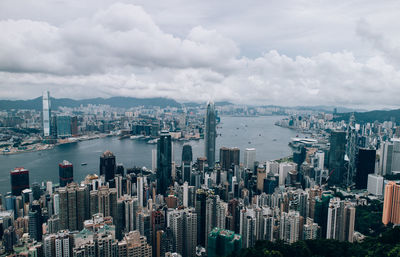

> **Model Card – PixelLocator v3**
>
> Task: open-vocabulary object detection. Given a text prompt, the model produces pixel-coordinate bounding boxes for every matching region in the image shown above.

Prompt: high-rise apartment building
[117,230,152,257]
[326,198,355,242]
[168,208,197,257]
[382,181,400,225]
[58,183,89,231]
[207,228,241,257]
[205,195,226,247]
[279,210,300,244]
[205,102,216,169]
[157,132,172,195]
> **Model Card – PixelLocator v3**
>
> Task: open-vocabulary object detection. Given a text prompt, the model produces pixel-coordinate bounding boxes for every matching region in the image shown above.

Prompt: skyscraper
[58,182,89,231]
[152,148,157,172]
[220,147,240,171]
[28,200,43,241]
[195,189,208,246]
[205,102,216,169]
[157,132,172,195]
[59,160,73,187]
[382,181,400,225]
[355,148,376,189]
[391,139,400,173]
[182,144,193,183]
[328,131,346,186]
[56,115,72,138]
[279,210,300,244]
[10,167,29,196]
[381,141,394,175]
[100,151,116,182]
[42,90,51,137]
[244,148,256,171]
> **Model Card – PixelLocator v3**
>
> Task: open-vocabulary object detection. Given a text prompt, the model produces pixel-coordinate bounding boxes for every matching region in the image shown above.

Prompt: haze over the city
[1,0,400,109]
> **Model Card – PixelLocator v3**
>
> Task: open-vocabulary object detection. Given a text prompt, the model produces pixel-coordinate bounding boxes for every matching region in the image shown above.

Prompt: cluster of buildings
[3,93,400,256]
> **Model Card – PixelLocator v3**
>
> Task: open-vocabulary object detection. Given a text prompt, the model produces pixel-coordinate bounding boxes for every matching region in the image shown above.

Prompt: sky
[0,0,400,109]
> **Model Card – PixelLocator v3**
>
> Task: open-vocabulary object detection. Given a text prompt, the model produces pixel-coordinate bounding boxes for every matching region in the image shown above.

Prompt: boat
[130,135,144,140]
[81,163,87,166]
[147,139,158,144]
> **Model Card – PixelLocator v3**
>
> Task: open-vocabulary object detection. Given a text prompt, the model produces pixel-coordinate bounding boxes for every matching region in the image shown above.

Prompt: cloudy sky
[0,0,399,109]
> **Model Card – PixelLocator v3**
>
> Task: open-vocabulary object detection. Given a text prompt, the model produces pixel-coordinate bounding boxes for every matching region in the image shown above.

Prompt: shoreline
[0,134,111,155]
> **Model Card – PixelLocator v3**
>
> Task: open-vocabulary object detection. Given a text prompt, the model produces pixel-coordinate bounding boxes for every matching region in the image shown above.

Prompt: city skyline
[1,1,400,256]
[0,1,400,109]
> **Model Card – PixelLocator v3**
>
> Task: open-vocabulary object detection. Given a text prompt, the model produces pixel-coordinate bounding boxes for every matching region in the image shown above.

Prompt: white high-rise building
[168,208,197,257]
[315,151,325,170]
[183,182,189,207]
[240,209,256,248]
[266,161,279,174]
[244,148,256,170]
[152,148,157,172]
[46,181,53,195]
[381,141,393,175]
[279,162,297,185]
[279,210,300,243]
[326,198,340,240]
[42,91,51,137]
[53,194,60,216]
[137,177,144,208]
[367,174,384,196]
[392,139,400,173]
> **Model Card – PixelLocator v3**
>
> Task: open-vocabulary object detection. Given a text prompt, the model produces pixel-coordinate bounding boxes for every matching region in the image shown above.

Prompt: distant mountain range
[335,109,400,123]
[1,97,399,123]
[0,97,181,110]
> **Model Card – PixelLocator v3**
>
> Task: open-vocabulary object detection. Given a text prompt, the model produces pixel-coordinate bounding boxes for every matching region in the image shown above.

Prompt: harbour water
[0,116,301,194]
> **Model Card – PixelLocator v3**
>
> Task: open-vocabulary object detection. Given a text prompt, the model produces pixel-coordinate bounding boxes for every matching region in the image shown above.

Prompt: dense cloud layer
[0,1,399,109]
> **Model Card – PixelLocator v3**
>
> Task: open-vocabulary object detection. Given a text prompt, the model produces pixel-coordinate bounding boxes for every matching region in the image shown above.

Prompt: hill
[335,109,400,123]
[0,97,181,110]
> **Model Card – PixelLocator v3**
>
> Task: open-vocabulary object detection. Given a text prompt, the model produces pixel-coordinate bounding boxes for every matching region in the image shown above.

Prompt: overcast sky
[0,0,399,109]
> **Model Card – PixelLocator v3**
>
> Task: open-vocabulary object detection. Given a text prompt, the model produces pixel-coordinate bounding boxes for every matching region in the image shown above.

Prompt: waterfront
[0,116,301,194]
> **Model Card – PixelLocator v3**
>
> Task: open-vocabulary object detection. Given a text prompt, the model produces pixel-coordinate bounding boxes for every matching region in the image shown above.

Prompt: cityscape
[1,1,400,257]
[0,91,400,257]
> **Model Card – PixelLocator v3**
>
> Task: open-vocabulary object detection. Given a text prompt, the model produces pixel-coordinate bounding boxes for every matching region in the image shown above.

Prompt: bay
[0,116,301,194]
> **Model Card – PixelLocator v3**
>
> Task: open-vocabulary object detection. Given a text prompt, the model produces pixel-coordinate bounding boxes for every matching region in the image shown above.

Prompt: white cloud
[0,1,399,109]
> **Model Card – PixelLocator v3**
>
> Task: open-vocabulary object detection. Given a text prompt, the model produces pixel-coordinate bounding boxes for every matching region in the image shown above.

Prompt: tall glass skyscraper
[56,116,72,138]
[205,102,216,169]
[328,131,346,186]
[182,144,193,183]
[157,132,172,195]
[42,91,51,137]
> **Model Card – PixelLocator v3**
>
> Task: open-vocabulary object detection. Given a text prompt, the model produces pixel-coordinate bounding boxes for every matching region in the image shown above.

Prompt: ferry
[130,135,144,140]
[81,163,87,166]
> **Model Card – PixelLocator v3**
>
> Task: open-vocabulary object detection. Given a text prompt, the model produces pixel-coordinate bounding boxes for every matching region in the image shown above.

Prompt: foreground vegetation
[230,227,400,257]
